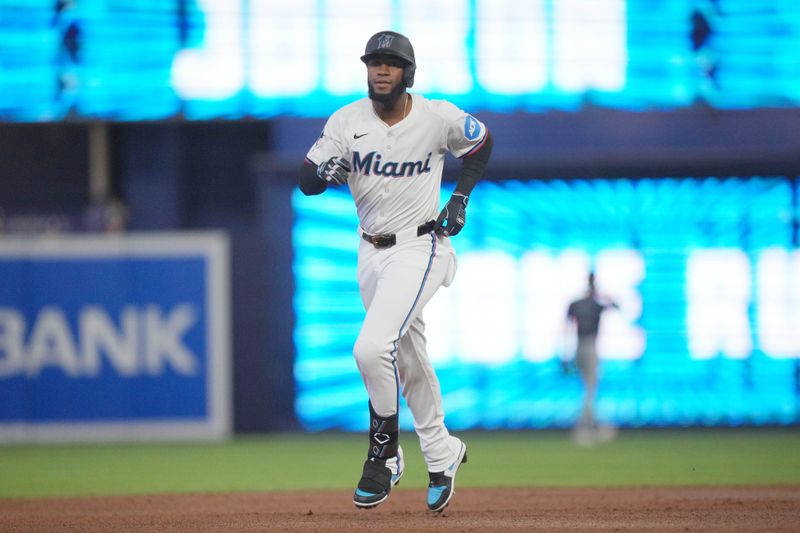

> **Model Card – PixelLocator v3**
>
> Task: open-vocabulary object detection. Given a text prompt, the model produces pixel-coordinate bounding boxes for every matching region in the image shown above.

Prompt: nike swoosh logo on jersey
[353,133,368,139]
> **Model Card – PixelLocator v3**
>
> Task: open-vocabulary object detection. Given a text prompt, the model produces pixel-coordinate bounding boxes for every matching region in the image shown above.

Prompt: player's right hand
[317,156,351,185]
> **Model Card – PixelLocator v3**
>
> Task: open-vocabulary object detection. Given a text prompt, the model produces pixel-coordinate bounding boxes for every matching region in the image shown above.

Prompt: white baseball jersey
[306,93,488,235]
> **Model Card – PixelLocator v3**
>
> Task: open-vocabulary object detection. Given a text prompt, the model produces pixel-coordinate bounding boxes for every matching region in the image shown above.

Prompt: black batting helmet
[360,31,416,88]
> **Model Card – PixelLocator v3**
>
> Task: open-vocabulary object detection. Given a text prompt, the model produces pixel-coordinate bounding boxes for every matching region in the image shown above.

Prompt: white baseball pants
[354,230,459,472]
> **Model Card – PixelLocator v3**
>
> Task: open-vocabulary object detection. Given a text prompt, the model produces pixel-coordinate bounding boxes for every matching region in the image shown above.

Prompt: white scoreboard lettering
[475,0,549,94]
[171,0,245,99]
[250,0,319,96]
[401,0,472,93]
[429,246,800,364]
[426,248,644,364]
[552,0,627,91]
[426,252,518,365]
[171,0,629,100]
[686,249,752,360]
[460,252,518,363]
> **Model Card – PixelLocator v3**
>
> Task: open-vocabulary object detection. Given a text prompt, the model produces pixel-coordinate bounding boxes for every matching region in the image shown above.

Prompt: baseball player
[298,30,493,512]
[566,272,619,446]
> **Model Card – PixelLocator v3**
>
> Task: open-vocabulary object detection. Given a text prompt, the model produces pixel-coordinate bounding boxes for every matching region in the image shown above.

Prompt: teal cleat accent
[426,441,467,512]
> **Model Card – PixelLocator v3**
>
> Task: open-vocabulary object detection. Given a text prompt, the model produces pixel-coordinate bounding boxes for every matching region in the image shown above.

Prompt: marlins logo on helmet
[377,33,395,48]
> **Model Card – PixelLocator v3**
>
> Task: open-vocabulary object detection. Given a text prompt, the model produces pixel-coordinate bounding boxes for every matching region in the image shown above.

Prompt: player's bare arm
[434,131,494,236]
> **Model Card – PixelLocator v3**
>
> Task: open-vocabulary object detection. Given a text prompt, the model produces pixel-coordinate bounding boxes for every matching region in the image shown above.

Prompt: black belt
[362,220,436,249]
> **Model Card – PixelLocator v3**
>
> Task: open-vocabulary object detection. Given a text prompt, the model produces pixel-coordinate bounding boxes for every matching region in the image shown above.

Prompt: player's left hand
[434,193,469,236]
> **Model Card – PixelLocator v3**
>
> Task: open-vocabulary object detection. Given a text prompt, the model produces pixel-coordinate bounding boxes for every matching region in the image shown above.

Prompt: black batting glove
[317,156,351,186]
[434,193,469,237]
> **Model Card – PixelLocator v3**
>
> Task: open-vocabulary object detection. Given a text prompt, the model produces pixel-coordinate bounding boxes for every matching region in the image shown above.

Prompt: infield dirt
[2,485,799,532]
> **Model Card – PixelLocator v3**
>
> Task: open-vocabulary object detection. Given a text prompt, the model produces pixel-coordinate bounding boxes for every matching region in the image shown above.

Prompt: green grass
[1,429,798,499]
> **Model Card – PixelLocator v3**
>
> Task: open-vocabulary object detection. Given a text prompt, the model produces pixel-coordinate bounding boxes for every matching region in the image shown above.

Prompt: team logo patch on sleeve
[464,115,481,140]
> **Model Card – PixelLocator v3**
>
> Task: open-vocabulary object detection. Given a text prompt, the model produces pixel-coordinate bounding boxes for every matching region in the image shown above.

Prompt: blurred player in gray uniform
[566,272,619,446]
[298,30,493,512]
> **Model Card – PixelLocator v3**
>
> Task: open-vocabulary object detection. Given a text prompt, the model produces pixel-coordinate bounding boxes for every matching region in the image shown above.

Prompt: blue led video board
[1,1,798,121]
[293,177,799,430]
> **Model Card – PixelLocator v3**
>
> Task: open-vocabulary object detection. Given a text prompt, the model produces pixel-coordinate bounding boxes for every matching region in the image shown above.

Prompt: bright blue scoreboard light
[293,177,800,431]
[1,0,799,121]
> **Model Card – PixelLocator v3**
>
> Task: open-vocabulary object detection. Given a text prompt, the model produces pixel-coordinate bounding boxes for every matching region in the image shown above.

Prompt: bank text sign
[0,233,230,442]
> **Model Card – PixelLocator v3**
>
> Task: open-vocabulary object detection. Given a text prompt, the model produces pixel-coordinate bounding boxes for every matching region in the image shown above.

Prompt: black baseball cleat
[353,448,404,509]
[426,440,467,512]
